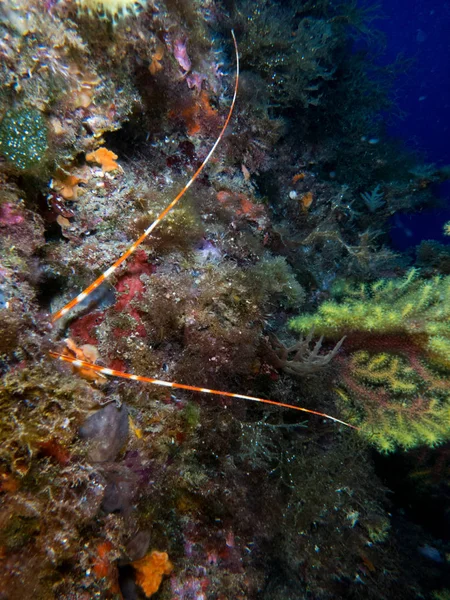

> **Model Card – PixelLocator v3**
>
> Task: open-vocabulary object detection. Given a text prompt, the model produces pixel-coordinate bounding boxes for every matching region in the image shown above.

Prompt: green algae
[0,108,48,171]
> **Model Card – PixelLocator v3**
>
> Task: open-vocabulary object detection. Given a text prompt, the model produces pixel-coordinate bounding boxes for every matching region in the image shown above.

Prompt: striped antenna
[49,351,357,429]
[51,31,240,323]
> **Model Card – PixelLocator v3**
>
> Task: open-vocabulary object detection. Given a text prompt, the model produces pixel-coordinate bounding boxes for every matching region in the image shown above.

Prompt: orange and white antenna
[49,33,354,431]
[49,351,357,429]
[52,31,240,323]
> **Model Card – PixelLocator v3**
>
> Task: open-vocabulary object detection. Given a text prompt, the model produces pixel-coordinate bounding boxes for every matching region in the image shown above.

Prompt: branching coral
[360,184,385,212]
[290,270,450,451]
[264,331,345,377]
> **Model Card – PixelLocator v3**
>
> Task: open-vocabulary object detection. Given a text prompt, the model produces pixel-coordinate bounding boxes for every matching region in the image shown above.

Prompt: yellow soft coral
[132,550,173,597]
[76,0,146,20]
[290,270,450,452]
[336,351,450,452]
[290,269,450,365]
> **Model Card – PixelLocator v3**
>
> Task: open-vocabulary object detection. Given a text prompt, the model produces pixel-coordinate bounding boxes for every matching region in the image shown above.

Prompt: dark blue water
[376,0,450,249]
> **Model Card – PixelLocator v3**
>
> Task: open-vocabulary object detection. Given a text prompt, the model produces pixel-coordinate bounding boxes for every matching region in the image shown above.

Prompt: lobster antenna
[52,30,240,323]
[49,352,357,429]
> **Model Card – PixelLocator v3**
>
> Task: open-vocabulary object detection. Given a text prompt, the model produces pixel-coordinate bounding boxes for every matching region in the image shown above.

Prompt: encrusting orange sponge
[132,550,173,597]
[300,191,314,210]
[86,148,119,172]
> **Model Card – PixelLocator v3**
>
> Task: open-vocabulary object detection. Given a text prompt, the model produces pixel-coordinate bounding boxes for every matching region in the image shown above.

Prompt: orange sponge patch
[86,147,119,172]
[300,191,314,210]
[132,550,173,597]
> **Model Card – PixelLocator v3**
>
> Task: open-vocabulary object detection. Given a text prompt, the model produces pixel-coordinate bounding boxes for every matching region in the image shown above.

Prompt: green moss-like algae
[0,108,48,171]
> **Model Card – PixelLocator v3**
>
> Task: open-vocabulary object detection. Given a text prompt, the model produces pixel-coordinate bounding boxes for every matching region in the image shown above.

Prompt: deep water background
[367,0,450,575]
[375,0,450,249]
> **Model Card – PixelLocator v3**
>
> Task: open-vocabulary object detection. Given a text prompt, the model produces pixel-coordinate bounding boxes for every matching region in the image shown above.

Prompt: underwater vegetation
[291,270,450,452]
[0,0,448,598]
[235,0,341,109]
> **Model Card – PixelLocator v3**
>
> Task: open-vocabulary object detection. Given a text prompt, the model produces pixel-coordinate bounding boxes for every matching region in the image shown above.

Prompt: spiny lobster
[49,31,355,431]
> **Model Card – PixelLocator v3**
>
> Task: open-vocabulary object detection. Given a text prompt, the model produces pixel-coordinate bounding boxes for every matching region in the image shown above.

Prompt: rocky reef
[0,1,449,599]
